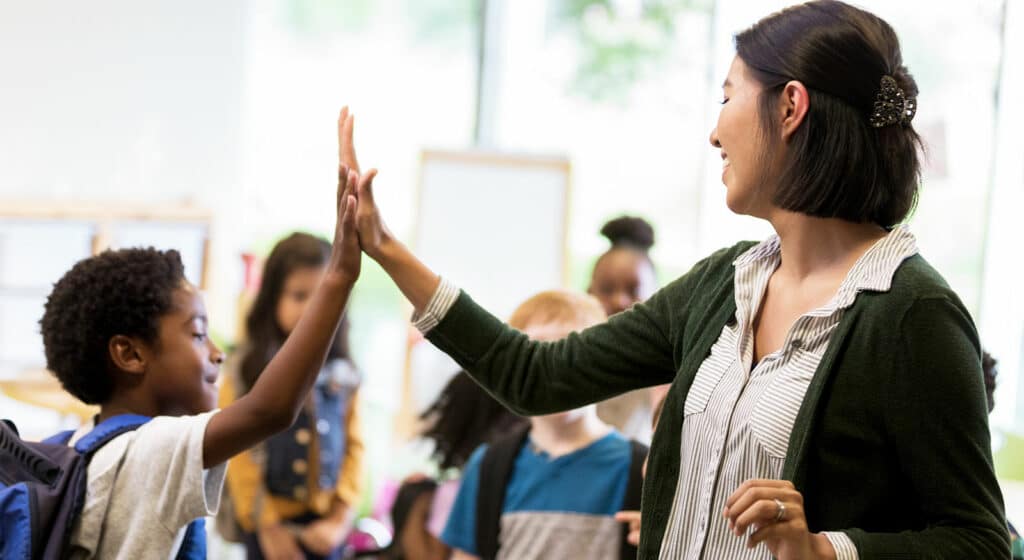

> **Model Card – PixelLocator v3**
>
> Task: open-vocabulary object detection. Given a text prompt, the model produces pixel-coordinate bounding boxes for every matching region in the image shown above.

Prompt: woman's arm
[849,296,1009,558]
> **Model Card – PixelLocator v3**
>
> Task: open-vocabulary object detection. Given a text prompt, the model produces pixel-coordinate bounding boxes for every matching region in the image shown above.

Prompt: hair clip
[869,75,916,128]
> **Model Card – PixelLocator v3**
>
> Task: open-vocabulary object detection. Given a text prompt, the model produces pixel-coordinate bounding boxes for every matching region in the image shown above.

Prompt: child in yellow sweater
[221,232,364,560]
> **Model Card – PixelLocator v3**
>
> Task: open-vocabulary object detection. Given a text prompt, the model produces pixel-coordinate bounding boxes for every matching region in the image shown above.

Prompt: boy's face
[145,282,224,415]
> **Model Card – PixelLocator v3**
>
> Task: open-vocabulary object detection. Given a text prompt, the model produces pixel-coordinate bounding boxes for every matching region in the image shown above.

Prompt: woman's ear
[779,80,810,141]
[108,335,147,375]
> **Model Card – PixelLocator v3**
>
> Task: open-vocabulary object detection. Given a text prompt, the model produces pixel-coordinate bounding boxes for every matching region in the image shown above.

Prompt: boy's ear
[108,335,147,375]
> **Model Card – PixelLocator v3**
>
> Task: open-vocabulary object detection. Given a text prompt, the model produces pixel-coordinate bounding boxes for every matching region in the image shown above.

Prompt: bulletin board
[397,149,572,435]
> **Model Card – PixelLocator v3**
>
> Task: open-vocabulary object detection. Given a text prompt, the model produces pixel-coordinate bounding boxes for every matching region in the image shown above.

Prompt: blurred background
[1,0,1022,552]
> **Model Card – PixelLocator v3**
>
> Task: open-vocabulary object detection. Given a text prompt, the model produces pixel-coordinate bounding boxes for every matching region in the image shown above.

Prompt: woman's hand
[258,523,304,560]
[337,107,391,261]
[723,479,836,560]
[298,516,349,556]
[326,165,369,283]
[615,510,642,546]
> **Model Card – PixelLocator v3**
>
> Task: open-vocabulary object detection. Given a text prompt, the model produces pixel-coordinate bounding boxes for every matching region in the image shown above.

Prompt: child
[37,162,372,558]
[440,291,646,560]
[219,232,365,559]
[588,216,660,443]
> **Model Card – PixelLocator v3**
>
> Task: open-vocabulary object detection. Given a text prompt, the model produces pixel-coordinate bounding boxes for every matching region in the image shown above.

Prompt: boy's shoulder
[69,410,226,559]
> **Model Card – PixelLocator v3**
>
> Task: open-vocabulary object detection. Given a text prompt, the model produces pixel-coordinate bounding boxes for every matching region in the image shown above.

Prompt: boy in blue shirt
[441,290,645,560]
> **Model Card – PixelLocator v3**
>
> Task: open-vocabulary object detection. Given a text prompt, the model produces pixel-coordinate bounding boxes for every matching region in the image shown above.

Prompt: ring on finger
[773,498,786,523]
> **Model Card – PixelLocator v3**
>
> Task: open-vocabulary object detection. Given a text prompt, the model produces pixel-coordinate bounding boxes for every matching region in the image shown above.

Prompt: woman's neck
[768,210,888,281]
[528,409,611,458]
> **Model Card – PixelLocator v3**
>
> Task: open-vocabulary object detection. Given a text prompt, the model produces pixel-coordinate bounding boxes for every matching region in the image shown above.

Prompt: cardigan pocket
[684,324,737,416]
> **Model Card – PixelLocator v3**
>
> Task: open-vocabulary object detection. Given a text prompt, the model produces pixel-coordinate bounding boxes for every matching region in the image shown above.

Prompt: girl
[338,1,1009,556]
[589,216,660,442]
[221,232,364,560]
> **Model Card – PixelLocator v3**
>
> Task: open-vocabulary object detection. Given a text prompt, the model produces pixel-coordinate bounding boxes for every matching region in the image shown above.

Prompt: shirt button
[292,459,308,474]
[317,419,330,434]
[791,339,803,350]
[295,428,311,445]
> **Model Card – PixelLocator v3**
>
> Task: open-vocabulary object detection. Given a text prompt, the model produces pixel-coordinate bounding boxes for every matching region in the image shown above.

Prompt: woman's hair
[735,0,923,227]
[597,216,655,265]
[239,232,351,390]
[419,371,527,472]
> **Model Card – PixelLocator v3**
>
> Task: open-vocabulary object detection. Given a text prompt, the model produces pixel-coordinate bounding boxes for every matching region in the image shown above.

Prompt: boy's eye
[719,97,729,105]
[193,333,207,342]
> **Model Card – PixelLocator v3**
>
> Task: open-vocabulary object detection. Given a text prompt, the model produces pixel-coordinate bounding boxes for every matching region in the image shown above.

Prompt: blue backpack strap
[73,414,152,455]
[42,429,76,446]
[175,518,207,559]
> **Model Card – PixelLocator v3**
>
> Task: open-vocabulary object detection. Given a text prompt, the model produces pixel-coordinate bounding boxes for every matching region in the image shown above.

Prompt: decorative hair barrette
[869,75,916,128]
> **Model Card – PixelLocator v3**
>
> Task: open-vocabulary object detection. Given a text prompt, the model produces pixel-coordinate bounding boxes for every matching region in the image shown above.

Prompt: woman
[336,2,1008,557]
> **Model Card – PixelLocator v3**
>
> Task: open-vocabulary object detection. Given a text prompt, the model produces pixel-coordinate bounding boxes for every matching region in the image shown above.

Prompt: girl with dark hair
[337,1,1009,556]
[589,216,660,442]
[220,232,364,560]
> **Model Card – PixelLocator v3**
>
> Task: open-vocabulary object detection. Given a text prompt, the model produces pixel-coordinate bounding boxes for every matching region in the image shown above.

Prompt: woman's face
[710,56,775,217]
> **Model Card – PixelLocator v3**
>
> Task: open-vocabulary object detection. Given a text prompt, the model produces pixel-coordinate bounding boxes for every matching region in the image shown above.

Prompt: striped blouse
[658,225,917,560]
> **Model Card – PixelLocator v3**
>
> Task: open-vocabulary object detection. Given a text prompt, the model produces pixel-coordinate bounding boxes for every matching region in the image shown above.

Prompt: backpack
[475,425,648,560]
[0,415,207,560]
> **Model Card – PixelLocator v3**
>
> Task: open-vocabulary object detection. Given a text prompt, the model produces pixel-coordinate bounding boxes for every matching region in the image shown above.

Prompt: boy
[37,163,373,558]
[440,290,645,560]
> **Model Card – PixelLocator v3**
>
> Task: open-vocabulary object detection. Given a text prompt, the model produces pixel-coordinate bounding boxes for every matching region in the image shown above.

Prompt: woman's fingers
[337,106,360,173]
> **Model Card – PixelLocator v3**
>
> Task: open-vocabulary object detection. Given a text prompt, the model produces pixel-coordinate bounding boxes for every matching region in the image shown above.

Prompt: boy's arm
[217,374,281,532]
[451,550,481,560]
[202,166,371,469]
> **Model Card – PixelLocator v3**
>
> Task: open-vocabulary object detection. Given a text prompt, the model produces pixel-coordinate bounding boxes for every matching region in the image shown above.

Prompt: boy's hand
[258,524,304,560]
[328,165,372,282]
[615,510,642,546]
[337,107,392,261]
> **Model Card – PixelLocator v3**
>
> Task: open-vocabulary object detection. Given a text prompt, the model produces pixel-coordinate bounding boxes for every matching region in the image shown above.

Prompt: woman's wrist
[811,532,838,560]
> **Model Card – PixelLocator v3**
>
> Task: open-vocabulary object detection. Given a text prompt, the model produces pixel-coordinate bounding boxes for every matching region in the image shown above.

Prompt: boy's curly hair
[39,247,186,404]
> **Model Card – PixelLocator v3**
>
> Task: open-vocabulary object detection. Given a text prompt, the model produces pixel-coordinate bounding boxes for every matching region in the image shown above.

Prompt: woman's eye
[193,333,207,341]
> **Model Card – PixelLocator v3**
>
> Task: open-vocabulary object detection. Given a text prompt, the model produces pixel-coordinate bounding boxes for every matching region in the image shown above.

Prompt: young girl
[338,1,1010,557]
[221,232,364,560]
[588,216,660,442]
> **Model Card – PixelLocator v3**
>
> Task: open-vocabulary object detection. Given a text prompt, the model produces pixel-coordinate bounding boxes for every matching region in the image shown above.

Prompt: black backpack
[474,425,648,560]
[0,414,206,559]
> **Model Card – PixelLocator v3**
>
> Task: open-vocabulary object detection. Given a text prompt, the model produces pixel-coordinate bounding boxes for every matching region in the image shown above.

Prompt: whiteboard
[415,149,571,317]
[401,149,572,427]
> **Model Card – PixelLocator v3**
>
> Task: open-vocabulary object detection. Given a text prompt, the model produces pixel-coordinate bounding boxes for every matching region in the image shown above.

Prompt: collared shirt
[658,225,918,560]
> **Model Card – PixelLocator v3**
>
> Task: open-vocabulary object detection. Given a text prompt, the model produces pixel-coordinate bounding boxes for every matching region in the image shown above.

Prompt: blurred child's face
[588,250,657,316]
[146,282,224,415]
[275,266,325,335]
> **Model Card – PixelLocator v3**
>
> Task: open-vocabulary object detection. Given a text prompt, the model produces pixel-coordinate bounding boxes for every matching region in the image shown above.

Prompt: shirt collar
[732,224,918,310]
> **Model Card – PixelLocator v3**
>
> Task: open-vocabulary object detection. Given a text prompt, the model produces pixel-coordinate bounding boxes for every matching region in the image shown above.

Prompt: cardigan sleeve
[844,295,1010,558]
[422,247,737,416]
